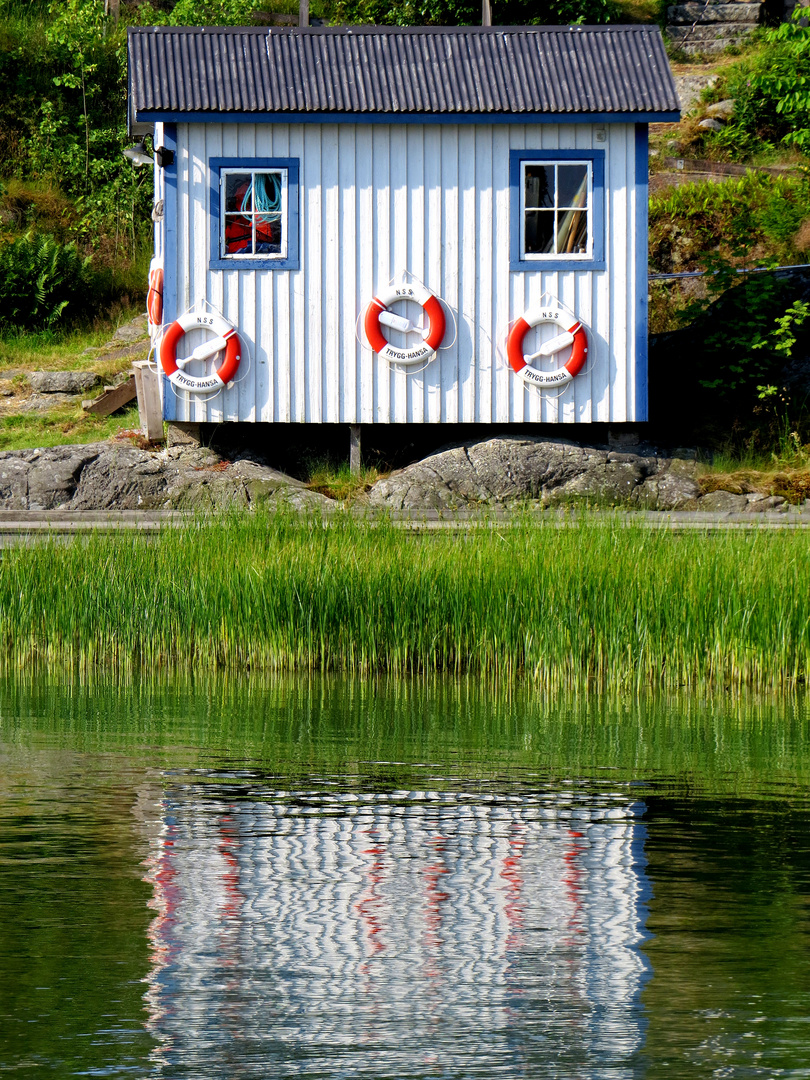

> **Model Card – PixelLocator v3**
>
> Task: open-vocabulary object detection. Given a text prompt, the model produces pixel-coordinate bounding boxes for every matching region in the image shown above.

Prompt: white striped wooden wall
[163,121,642,425]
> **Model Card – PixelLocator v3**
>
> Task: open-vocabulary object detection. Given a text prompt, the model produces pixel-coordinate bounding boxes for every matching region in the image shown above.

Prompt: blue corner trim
[209,157,300,271]
[137,109,681,127]
[161,123,177,422]
[635,124,649,422]
[508,148,605,272]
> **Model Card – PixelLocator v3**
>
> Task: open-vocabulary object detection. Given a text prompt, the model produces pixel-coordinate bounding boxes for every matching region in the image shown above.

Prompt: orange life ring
[507,304,588,388]
[364,281,446,366]
[147,258,163,330]
[160,311,241,394]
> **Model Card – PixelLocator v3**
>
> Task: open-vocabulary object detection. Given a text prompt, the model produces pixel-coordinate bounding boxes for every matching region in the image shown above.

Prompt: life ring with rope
[507,304,588,388]
[160,311,241,394]
[364,281,446,366]
[147,258,163,331]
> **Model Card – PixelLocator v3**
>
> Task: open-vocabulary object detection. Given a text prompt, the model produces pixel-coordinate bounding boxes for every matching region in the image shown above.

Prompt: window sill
[209,256,299,271]
[509,257,606,272]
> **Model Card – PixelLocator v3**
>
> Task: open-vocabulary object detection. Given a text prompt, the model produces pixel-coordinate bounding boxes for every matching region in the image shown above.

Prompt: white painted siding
[164,121,642,424]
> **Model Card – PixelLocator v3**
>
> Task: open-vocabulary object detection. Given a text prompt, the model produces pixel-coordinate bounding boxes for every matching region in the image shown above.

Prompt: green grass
[0,402,141,451]
[0,303,145,372]
[304,457,383,501]
[2,511,809,689]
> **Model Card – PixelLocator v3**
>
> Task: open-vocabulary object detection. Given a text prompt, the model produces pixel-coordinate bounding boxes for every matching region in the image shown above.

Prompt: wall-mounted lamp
[123,138,174,169]
[123,137,153,167]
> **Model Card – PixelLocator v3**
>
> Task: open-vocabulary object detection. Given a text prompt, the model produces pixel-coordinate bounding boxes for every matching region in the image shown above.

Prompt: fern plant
[0,232,90,331]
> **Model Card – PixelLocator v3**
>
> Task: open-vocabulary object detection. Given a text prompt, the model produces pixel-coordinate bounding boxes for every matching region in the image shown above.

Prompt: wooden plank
[349,424,361,475]
[133,362,165,441]
[82,376,136,416]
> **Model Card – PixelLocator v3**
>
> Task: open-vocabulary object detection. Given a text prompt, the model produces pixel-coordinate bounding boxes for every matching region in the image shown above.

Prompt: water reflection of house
[142,789,650,1076]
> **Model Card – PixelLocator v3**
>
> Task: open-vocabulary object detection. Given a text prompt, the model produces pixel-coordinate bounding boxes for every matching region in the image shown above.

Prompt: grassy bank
[2,512,809,689]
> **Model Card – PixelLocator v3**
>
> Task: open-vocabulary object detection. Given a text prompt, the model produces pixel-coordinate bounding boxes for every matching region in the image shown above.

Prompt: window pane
[524,210,555,255]
[524,165,554,209]
[225,174,251,213]
[224,213,253,254]
[557,165,588,209]
[556,209,588,255]
[253,172,283,254]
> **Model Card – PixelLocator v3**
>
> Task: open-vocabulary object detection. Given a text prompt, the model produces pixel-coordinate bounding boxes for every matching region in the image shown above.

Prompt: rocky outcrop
[1,435,803,515]
[27,371,101,394]
[365,437,702,512]
[0,442,332,511]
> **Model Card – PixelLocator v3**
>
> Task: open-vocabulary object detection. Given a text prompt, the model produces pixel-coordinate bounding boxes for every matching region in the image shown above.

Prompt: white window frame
[220,167,289,262]
[519,159,593,262]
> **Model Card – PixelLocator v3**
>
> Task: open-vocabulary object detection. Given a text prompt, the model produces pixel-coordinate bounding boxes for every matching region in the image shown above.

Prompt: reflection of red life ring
[507,304,588,388]
[160,311,241,395]
[147,258,163,329]
[364,281,446,366]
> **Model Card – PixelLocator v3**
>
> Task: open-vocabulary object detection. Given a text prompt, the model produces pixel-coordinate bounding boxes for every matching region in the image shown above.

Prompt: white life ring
[364,281,446,366]
[160,311,241,394]
[507,303,588,388]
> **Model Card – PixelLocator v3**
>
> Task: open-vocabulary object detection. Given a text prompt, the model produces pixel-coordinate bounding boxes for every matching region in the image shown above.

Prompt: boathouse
[127,25,680,428]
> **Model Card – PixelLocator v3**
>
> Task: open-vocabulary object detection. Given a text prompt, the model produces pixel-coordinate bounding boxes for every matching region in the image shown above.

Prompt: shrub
[0,232,90,330]
[712,15,810,157]
[649,173,810,274]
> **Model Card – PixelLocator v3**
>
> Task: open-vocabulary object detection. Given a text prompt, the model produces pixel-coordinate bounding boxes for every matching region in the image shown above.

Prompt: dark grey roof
[128,25,680,124]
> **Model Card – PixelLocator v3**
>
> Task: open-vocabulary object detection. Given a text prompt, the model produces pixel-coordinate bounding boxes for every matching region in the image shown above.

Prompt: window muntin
[521,161,591,260]
[221,168,287,259]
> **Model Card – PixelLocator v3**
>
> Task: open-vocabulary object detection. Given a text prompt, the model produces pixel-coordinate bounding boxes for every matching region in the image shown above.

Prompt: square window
[221,168,286,259]
[521,160,590,260]
[510,150,604,271]
[209,158,299,271]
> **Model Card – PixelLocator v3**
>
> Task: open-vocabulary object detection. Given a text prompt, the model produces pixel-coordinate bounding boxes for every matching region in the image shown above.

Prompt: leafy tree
[327,0,618,26]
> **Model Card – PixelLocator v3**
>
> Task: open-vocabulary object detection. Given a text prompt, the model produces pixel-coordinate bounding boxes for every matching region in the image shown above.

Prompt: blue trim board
[161,123,178,422]
[138,109,680,127]
[508,148,605,272]
[209,157,300,271]
[634,124,649,422]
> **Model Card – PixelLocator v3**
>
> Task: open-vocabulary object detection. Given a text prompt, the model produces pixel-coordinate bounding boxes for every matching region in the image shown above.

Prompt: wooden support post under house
[349,424,361,476]
[482,0,491,26]
[299,0,309,26]
[133,361,164,443]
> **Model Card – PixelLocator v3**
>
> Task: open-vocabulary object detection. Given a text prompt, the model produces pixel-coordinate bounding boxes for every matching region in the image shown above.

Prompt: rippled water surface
[1,679,809,1079]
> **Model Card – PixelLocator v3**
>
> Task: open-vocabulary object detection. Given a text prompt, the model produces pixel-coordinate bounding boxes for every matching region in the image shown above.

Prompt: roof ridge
[128,24,660,34]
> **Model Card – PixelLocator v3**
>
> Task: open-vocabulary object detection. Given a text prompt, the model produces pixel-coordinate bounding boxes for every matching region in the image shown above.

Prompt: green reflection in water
[0,675,809,1079]
[2,674,808,795]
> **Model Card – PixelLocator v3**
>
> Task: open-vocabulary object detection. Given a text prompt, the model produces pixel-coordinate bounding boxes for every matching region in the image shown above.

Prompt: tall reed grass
[1,512,808,689]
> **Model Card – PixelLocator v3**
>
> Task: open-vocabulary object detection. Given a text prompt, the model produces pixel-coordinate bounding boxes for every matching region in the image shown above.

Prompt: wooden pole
[299,0,309,26]
[349,425,361,476]
[482,0,491,26]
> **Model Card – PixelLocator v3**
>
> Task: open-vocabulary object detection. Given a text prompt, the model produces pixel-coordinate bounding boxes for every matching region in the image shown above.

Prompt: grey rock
[667,23,757,54]
[706,98,735,120]
[28,371,101,394]
[668,3,760,23]
[367,437,700,512]
[697,489,749,513]
[27,448,100,510]
[0,441,333,511]
[18,392,85,412]
[113,314,149,342]
[673,74,719,113]
[698,118,725,132]
[743,493,786,512]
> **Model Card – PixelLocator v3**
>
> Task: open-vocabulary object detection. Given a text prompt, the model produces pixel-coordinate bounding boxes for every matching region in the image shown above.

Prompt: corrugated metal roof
[128,25,680,121]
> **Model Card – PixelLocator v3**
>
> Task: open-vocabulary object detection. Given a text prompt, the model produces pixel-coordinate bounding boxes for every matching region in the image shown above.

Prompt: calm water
[1,678,809,1079]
